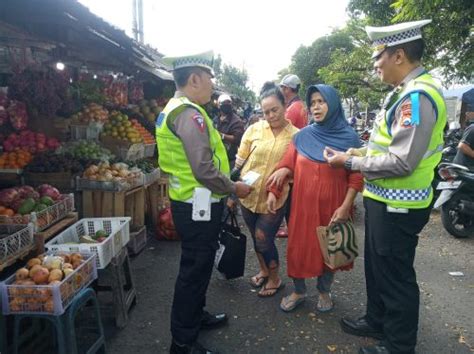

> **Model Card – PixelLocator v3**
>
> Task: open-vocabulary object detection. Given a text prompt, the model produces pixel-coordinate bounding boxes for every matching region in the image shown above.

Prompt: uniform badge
[399,101,413,128]
[156,112,165,127]
[192,113,205,132]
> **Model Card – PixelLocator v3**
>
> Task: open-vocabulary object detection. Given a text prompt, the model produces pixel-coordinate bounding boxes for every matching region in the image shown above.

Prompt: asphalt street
[106,196,474,353]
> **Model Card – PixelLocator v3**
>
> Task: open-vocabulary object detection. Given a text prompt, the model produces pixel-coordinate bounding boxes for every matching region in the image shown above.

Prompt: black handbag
[214,209,247,280]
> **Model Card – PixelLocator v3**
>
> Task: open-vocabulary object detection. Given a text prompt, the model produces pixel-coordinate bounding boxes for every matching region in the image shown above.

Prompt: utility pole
[132,0,144,43]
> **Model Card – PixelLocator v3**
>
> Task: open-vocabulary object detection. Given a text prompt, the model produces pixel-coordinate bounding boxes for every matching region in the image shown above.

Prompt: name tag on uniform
[387,206,409,214]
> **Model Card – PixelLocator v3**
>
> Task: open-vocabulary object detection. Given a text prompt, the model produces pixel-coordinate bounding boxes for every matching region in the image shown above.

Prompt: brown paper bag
[317,221,358,270]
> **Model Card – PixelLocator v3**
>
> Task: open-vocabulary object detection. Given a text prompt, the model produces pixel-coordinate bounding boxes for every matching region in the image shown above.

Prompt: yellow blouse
[236,120,299,213]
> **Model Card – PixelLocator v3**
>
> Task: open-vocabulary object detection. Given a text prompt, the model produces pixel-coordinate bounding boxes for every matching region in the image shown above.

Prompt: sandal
[317,293,334,313]
[250,274,268,288]
[258,281,285,298]
[280,294,306,312]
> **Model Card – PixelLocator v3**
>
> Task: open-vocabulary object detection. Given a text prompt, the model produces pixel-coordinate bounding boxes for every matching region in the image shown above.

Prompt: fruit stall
[0,0,176,351]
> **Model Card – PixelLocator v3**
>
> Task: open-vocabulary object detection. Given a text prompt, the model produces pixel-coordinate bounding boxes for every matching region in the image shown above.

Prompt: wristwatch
[221,133,225,140]
[344,157,353,170]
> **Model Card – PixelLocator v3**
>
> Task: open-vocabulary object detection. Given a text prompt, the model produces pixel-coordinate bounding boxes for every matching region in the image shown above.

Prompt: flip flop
[317,294,334,313]
[258,281,285,298]
[280,294,306,312]
[250,275,268,288]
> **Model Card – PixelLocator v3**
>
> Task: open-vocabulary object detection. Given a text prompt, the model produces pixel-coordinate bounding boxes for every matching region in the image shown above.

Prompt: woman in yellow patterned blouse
[235,82,299,297]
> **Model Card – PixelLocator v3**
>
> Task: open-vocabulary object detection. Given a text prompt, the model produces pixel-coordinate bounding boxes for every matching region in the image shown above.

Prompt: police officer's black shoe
[200,311,228,330]
[358,343,391,354]
[170,340,219,354]
[340,316,385,340]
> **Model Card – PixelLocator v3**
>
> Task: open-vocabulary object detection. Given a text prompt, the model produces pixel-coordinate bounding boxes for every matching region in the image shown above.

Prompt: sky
[78,0,350,93]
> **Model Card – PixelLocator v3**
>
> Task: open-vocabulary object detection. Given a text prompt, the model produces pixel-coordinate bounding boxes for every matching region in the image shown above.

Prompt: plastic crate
[127,225,147,255]
[143,168,160,185]
[0,194,75,232]
[0,224,34,266]
[45,217,131,269]
[0,252,97,316]
[70,122,103,140]
[144,143,156,158]
[118,143,144,161]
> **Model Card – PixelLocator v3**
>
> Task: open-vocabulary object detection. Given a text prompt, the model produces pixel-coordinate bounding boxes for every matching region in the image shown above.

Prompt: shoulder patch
[191,113,205,132]
[399,100,414,128]
[156,112,165,127]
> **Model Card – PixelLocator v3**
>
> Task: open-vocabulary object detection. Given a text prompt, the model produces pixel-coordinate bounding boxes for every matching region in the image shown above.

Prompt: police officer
[324,20,447,354]
[157,50,252,354]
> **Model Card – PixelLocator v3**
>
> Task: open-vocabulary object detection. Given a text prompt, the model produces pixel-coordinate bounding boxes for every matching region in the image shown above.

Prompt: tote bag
[214,210,247,279]
[317,221,358,271]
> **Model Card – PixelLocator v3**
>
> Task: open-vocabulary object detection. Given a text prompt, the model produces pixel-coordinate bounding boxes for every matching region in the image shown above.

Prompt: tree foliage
[213,56,256,104]
[349,0,474,83]
[319,20,388,110]
[289,31,354,92]
[390,0,473,83]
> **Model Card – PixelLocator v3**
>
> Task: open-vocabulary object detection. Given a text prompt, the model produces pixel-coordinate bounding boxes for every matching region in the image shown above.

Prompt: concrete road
[106,198,474,353]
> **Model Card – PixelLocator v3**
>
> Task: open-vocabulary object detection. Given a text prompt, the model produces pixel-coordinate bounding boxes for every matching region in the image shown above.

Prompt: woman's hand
[266,167,291,189]
[266,192,277,215]
[330,205,351,225]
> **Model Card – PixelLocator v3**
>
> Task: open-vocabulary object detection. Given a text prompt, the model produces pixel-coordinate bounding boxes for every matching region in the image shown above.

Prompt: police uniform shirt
[352,67,437,180]
[168,91,236,195]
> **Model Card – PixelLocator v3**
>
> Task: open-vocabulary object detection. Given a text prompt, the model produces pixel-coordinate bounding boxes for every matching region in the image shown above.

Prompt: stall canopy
[0,0,172,80]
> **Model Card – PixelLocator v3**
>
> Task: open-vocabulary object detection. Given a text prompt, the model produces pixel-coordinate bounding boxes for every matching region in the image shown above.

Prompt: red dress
[276,142,364,278]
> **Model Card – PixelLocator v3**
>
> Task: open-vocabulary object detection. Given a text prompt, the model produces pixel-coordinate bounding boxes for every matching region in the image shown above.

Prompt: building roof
[0,0,172,80]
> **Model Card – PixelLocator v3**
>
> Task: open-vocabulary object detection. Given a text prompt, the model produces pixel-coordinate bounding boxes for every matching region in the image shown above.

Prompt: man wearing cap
[157,50,252,354]
[214,94,245,168]
[324,20,446,354]
[279,74,308,129]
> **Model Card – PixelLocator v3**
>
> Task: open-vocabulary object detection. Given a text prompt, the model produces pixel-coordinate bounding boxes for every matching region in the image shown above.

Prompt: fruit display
[101,112,142,144]
[126,159,156,173]
[3,252,96,314]
[77,230,109,244]
[25,151,86,173]
[130,119,154,144]
[0,91,9,126]
[7,100,28,130]
[128,80,144,103]
[102,76,128,107]
[2,130,60,153]
[69,103,108,124]
[82,161,141,183]
[132,98,164,123]
[58,140,114,160]
[0,149,32,169]
[0,184,61,217]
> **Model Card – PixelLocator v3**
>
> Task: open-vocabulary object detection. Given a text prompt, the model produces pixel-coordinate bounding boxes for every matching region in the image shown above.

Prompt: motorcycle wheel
[441,193,474,238]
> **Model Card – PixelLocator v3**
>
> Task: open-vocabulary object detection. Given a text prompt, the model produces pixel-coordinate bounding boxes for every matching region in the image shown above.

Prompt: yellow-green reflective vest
[155,96,230,202]
[363,73,447,209]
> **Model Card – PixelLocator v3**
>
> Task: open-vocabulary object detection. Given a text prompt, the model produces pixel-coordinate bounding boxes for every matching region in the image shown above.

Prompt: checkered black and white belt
[365,182,431,201]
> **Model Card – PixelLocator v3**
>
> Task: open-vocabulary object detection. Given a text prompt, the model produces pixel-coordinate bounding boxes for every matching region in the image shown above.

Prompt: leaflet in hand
[241,171,260,186]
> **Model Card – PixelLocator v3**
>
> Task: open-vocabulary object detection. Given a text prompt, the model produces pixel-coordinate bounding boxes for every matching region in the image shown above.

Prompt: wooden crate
[82,186,145,227]
[34,212,79,254]
[145,177,169,227]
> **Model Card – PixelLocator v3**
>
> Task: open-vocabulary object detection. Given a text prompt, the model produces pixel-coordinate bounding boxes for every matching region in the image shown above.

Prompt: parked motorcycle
[431,128,462,199]
[433,162,474,238]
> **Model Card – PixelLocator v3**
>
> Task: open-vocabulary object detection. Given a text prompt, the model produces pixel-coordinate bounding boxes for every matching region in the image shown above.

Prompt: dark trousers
[363,197,431,354]
[170,200,224,345]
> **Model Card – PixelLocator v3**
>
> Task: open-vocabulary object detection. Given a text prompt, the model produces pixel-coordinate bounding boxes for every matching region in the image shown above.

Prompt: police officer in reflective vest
[325,20,446,354]
[157,50,252,354]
